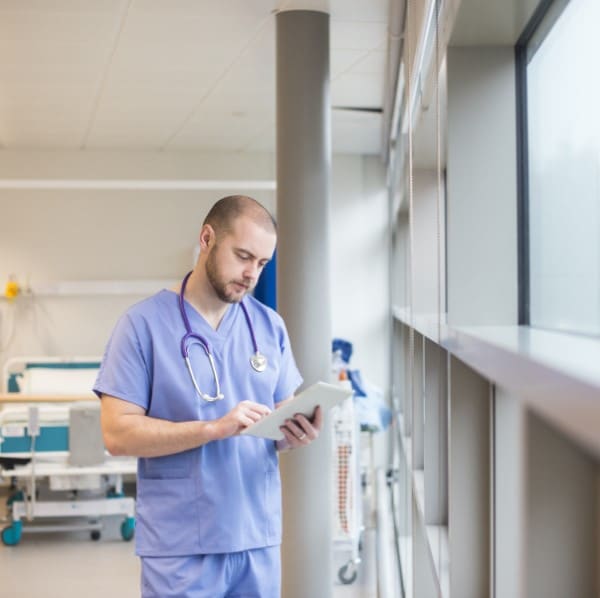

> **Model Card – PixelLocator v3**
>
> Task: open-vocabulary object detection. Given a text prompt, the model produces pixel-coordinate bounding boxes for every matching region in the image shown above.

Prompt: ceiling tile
[332,73,383,108]
[180,114,268,140]
[0,0,125,13]
[170,131,263,152]
[0,40,109,70]
[118,12,267,47]
[191,92,275,123]
[331,49,368,78]
[131,0,276,18]
[350,50,387,76]
[332,111,382,154]
[0,1,387,155]
[0,12,118,44]
[0,85,96,111]
[331,21,387,51]
[330,0,388,23]
[243,126,276,153]
[92,93,200,125]
[3,118,88,148]
[85,126,176,149]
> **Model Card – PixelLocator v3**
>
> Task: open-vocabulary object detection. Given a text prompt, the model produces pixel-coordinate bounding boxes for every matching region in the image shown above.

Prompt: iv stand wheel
[338,561,358,585]
[120,517,135,541]
[1,521,23,547]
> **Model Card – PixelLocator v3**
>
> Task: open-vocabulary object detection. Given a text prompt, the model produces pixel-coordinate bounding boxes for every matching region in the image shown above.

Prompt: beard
[205,245,252,303]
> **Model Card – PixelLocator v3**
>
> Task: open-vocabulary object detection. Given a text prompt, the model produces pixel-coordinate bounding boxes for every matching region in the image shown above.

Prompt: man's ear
[199,224,215,250]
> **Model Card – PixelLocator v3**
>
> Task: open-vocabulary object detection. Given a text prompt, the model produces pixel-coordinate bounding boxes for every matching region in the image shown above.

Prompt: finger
[238,414,256,428]
[311,406,323,430]
[292,414,318,440]
[283,418,305,438]
[279,426,302,447]
[283,419,312,443]
[245,410,266,424]
[243,401,272,417]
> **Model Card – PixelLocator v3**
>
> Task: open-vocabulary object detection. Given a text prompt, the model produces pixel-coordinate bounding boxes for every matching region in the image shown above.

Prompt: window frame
[515,0,571,326]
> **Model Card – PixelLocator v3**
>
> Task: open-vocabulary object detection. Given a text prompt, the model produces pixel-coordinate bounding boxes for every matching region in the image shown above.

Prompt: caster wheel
[2,522,23,546]
[91,530,101,541]
[338,562,358,585]
[121,517,135,542]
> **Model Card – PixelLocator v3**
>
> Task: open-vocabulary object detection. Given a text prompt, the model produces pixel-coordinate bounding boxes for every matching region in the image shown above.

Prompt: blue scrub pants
[141,546,281,598]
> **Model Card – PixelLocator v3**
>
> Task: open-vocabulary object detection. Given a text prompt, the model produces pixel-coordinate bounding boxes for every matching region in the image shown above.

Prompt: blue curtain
[253,250,277,310]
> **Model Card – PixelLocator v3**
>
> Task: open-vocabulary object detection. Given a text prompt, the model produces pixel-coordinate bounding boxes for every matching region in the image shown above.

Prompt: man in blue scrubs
[94,195,321,597]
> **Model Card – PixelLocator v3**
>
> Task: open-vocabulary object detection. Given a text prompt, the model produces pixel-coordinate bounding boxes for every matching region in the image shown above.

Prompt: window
[524,0,600,335]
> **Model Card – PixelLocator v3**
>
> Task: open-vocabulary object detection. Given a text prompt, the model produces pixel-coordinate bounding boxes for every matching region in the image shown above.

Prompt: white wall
[0,150,389,393]
[330,154,389,391]
[0,150,275,375]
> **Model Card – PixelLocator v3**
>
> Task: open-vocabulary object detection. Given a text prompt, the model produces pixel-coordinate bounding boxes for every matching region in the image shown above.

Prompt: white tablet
[241,381,353,441]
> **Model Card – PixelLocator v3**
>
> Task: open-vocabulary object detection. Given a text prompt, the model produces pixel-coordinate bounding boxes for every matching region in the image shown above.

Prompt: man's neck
[179,270,230,331]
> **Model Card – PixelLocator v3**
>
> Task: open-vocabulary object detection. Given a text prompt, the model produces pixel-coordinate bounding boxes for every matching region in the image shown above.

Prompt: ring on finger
[297,433,307,440]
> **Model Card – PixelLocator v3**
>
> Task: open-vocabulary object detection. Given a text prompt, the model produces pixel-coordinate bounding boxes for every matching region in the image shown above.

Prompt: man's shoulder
[122,290,175,324]
[243,295,284,326]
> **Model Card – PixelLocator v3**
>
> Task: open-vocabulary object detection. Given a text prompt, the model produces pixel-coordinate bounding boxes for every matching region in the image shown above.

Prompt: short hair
[203,195,277,236]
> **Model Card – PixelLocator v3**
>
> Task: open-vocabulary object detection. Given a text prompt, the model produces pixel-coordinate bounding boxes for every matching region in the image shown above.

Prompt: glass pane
[527,0,600,335]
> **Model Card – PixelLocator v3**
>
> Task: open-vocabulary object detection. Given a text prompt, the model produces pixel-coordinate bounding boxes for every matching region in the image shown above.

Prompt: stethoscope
[179,271,267,402]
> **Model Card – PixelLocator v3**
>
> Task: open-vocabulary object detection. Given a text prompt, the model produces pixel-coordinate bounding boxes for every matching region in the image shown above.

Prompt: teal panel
[0,426,69,453]
[7,374,21,393]
[25,363,100,370]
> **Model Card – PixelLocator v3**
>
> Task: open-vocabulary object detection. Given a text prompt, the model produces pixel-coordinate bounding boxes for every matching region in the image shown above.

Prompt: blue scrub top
[94,290,303,557]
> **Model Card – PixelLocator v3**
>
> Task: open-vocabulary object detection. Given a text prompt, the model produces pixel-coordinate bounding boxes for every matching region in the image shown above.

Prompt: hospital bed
[0,357,136,546]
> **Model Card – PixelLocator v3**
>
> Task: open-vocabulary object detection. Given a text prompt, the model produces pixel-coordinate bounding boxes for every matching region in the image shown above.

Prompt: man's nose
[243,261,259,280]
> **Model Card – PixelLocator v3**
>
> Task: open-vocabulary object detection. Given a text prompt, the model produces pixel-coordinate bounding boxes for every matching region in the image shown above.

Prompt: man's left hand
[277,406,323,450]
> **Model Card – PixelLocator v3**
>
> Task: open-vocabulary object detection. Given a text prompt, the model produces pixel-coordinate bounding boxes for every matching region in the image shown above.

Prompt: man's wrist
[202,420,221,443]
[276,437,291,452]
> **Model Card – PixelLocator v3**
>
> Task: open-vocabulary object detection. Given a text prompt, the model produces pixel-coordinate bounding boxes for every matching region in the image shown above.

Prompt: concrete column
[276,9,333,598]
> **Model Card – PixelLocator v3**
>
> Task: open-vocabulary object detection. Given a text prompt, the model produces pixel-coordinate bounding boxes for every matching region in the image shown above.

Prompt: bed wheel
[2,522,23,546]
[91,530,101,541]
[338,562,358,585]
[6,490,24,507]
[121,517,135,541]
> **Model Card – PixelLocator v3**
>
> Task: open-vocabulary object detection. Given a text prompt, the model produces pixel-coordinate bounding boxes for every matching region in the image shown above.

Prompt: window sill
[393,306,600,457]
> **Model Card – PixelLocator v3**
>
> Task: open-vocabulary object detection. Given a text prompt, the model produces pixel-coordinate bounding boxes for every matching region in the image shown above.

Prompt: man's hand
[277,405,323,451]
[214,400,272,439]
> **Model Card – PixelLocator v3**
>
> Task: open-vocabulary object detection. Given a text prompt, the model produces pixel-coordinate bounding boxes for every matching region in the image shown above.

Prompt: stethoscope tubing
[179,271,264,402]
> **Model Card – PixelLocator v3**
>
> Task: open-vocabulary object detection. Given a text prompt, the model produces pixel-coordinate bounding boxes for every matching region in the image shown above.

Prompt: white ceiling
[0,0,390,155]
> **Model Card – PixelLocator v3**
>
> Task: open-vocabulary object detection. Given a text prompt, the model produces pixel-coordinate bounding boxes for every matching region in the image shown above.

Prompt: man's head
[199,195,277,304]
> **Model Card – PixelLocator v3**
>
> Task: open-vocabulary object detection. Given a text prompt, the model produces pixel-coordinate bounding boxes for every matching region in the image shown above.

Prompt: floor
[0,490,377,598]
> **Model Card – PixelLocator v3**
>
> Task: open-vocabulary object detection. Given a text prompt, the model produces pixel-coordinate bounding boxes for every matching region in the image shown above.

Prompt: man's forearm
[103,413,221,458]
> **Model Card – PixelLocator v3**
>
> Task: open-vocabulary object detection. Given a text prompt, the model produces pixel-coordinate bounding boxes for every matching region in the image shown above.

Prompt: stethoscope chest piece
[250,352,267,373]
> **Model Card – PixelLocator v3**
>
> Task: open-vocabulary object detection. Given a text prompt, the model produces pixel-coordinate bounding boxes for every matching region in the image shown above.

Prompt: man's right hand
[100,395,271,458]
[214,400,271,438]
